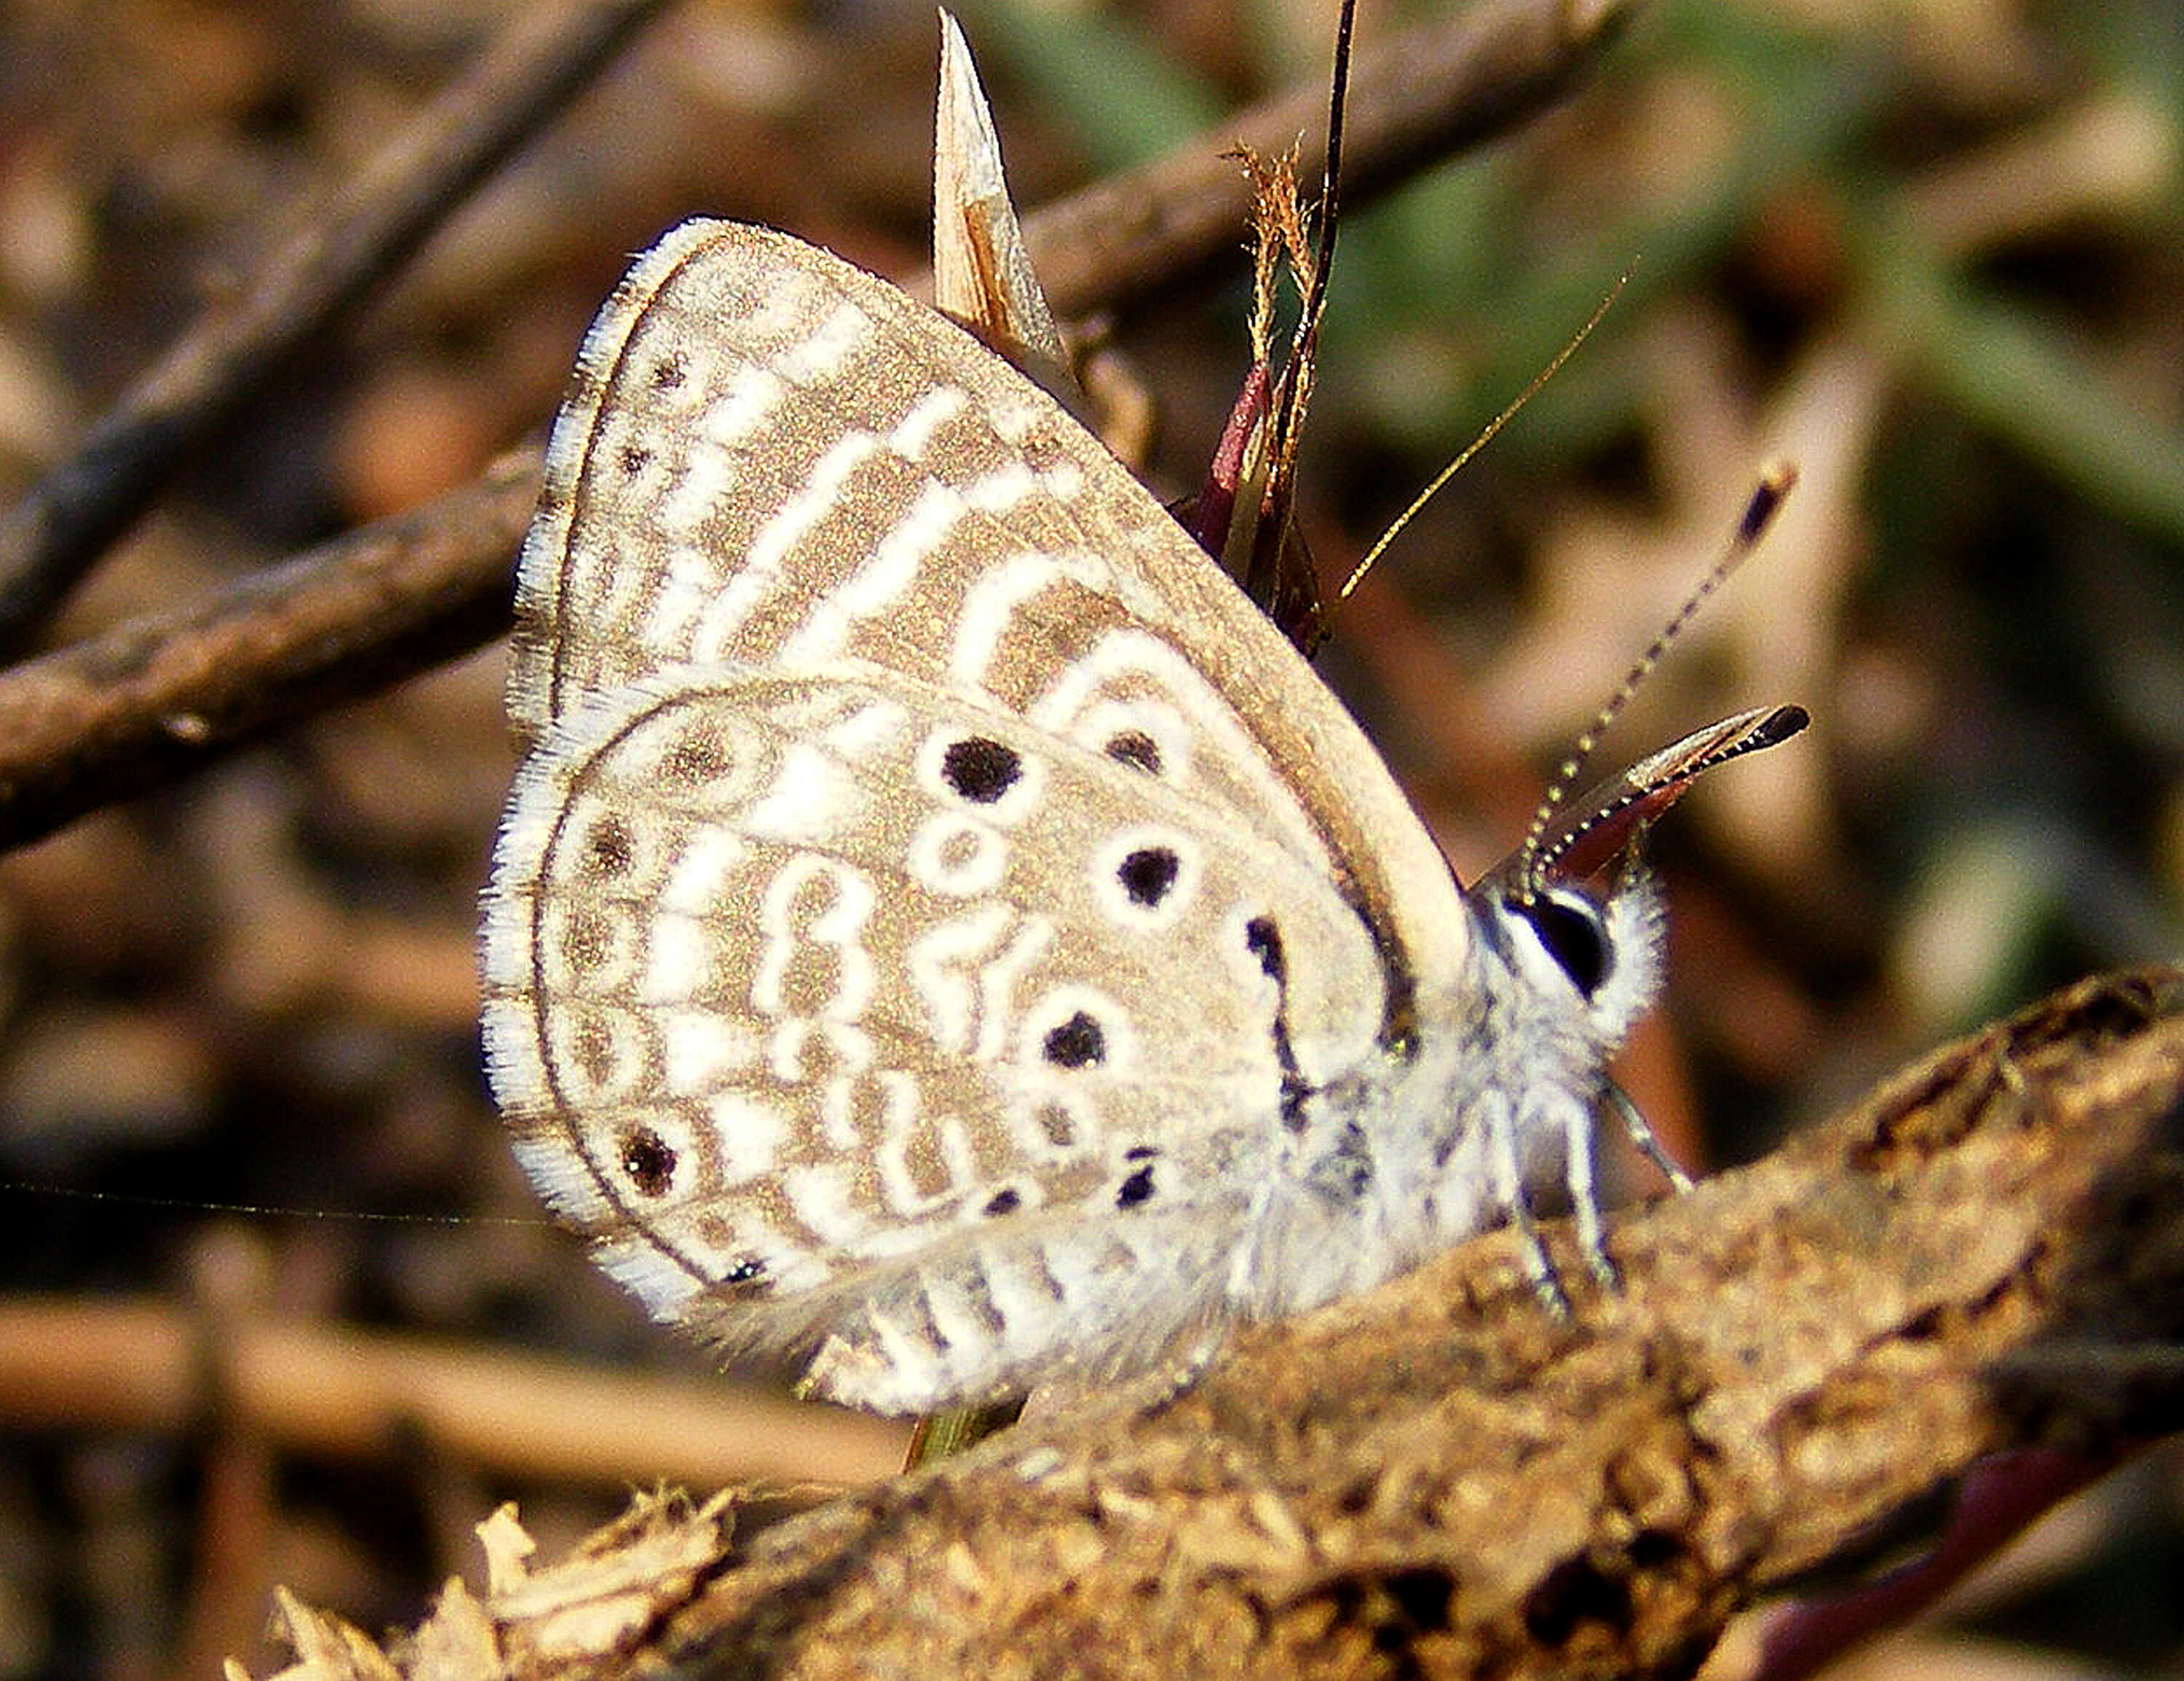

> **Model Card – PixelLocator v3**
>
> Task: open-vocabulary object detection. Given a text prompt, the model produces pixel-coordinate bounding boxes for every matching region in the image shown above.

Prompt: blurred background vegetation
[0,0,2177,1676]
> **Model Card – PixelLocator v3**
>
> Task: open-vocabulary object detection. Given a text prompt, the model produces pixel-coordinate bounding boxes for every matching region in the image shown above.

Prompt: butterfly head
[1472,867,1666,1063]
[1476,701,1805,1026]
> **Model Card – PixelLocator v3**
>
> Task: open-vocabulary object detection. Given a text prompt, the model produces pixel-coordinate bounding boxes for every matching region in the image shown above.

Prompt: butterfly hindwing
[484,656,1394,1403]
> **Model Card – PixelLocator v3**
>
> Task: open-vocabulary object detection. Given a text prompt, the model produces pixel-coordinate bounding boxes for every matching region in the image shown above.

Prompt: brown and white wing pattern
[484,221,1474,1410]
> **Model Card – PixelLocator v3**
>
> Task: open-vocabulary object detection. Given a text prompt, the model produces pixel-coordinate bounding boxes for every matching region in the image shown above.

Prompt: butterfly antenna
[1511,459,1799,899]
[1340,270,1629,600]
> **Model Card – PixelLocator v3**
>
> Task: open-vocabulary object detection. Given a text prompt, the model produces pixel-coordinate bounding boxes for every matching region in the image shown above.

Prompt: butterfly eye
[1513,893,1611,999]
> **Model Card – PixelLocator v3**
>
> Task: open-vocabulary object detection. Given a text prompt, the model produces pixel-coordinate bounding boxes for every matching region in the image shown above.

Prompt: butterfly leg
[1560,1098,1619,1294]
[1485,1099,1572,1317]
[1605,1082,1696,1192]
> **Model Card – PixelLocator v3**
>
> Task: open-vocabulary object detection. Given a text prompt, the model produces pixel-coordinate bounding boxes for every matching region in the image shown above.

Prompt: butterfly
[479,217,1800,1415]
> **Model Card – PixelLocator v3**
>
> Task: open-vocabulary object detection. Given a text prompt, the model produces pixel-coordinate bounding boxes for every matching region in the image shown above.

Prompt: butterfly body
[483,221,1676,1413]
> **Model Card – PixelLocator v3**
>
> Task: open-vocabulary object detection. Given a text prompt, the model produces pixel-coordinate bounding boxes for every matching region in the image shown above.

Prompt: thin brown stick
[0,0,1637,850]
[1019,0,1637,319]
[0,0,677,657]
[0,1292,907,1489]
[252,969,2184,1680]
[0,459,537,850]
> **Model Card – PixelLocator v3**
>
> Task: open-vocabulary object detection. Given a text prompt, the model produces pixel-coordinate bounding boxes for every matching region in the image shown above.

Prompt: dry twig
[0,461,534,850]
[0,0,678,654]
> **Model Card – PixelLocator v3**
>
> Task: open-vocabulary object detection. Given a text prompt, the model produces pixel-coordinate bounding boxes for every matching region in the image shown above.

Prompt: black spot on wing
[941,737,1022,804]
[721,1256,770,1299]
[1042,1012,1105,1069]
[1117,846,1179,907]
[1246,916,1311,1134]
[620,1127,675,1197]
[1115,1146,1160,1211]
[586,815,634,876]
[1104,732,1161,774]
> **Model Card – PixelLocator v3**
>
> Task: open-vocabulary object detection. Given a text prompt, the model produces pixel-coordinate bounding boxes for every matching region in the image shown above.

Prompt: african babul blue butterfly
[479,14,1803,1415]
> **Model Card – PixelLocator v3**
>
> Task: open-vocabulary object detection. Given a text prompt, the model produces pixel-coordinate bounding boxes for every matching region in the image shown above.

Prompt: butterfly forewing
[513,222,1467,982]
